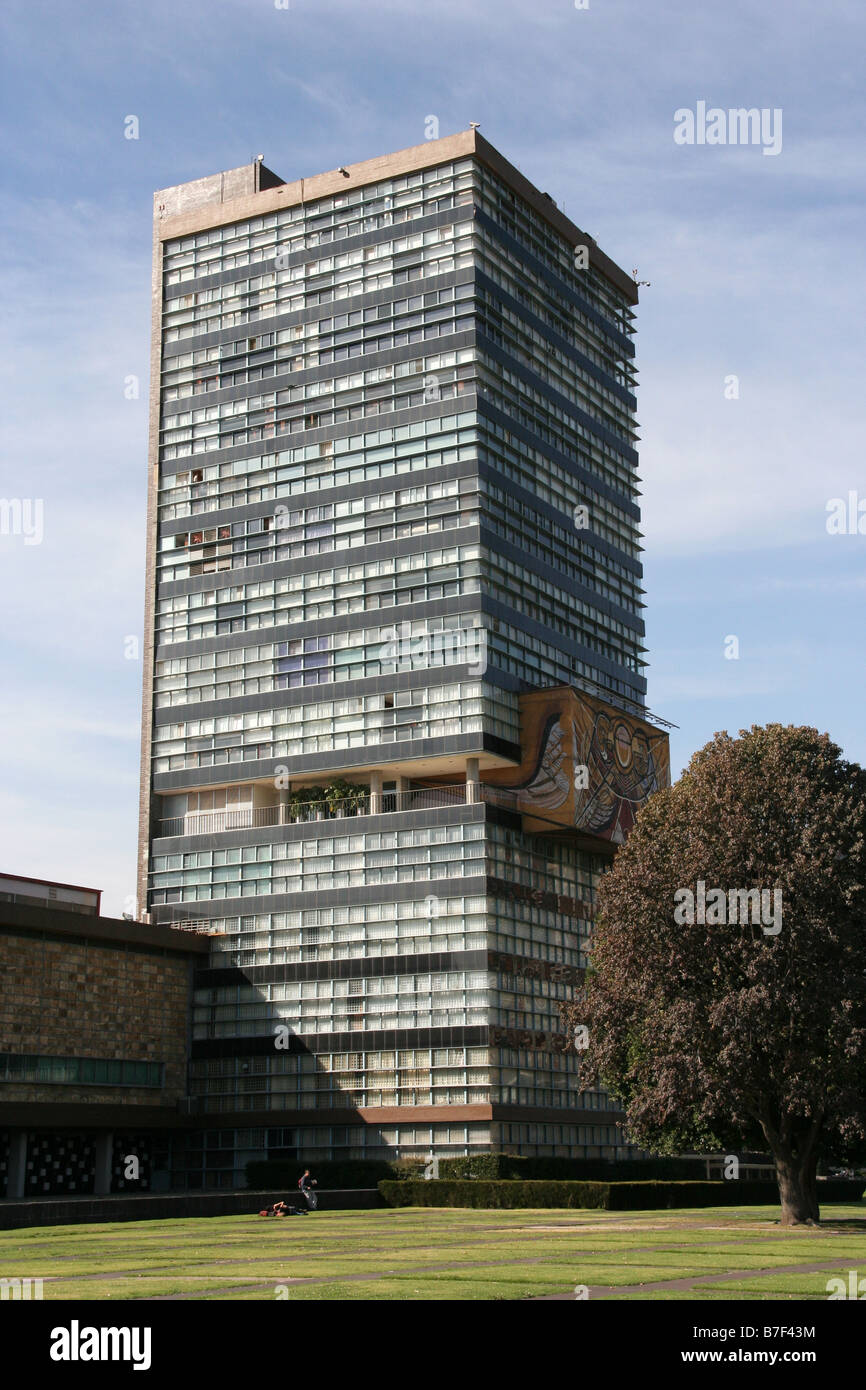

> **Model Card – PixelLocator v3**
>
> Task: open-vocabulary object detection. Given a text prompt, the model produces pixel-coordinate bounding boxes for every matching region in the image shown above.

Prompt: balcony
[156,783,473,839]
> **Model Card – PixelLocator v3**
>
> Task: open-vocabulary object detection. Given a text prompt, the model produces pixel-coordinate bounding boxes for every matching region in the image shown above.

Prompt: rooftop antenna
[632,267,651,287]
[469,122,481,131]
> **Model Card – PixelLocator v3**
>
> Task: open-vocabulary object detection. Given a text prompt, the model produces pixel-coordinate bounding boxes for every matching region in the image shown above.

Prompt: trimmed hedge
[436,1154,711,1182]
[378,1178,865,1210]
[381,1179,611,1209]
[245,1158,424,1190]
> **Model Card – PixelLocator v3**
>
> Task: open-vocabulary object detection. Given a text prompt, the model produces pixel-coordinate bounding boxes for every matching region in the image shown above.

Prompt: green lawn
[1,1203,863,1301]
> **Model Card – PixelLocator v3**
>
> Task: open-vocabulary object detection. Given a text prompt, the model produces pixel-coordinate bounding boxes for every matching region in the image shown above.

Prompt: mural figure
[486,686,670,844]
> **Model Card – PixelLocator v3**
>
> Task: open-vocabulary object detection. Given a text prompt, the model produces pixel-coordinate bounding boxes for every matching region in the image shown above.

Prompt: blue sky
[1,0,863,916]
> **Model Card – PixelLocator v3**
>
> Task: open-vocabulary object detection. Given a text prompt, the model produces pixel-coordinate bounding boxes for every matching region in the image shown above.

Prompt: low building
[0,877,208,1197]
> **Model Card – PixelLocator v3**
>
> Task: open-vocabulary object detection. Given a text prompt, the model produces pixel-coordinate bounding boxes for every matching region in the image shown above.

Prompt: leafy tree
[563,725,866,1224]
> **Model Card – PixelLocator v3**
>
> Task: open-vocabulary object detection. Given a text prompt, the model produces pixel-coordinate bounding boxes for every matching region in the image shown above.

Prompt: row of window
[155,537,476,644]
[162,241,474,347]
[206,929,488,968]
[480,490,641,622]
[151,614,640,713]
[160,345,473,451]
[157,436,640,658]
[166,241,448,327]
[187,1049,614,1105]
[160,379,471,463]
[156,480,475,584]
[164,221,472,327]
[473,164,634,329]
[487,825,602,899]
[162,156,632,358]
[161,370,473,467]
[162,161,631,388]
[150,826,598,909]
[157,412,475,523]
[154,549,640,702]
[176,894,488,936]
[165,307,473,402]
[475,229,633,392]
[476,297,635,446]
[194,969,575,1009]
[475,279,634,395]
[156,544,640,687]
[477,419,640,559]
[163,161,476,279]
[170,888,594,972]
[190,1081,599,1112]
[190,1046,489,1077]
[200,921,589,973]
[160,285,473,401]
[155,820,484,866]
[485,552,644,668]
[195,968,490,1007]
[150,822,487,903]
[178,1120,494,1157]
[153,614,486,706]
[0,1054,163,1087]
[476,357,638,514]
[193,1004,489,1039]
[478,412,640,561]
[152,691,518,775]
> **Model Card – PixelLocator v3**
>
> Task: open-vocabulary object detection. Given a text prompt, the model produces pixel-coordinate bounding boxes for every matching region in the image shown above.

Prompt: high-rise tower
[138,131,670,1186]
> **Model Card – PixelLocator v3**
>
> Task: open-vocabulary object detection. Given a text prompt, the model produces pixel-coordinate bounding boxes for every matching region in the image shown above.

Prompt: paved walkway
[532,1259,852,1300]
[149,1254,858,1300]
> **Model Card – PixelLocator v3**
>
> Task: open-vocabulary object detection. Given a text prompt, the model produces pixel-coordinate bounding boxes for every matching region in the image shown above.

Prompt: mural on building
[485,686,671,843]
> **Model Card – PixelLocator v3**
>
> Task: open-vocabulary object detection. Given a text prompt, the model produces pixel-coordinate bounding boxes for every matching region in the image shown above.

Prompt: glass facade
[0,1055,163,1087]
[142,138,650,1182]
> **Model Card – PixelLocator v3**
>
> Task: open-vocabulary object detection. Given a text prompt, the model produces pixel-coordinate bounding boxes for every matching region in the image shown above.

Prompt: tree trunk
[773,1147,820,1226]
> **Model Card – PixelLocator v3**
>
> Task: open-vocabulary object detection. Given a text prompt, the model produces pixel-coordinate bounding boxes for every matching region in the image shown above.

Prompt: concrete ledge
[0,1188,383,1230]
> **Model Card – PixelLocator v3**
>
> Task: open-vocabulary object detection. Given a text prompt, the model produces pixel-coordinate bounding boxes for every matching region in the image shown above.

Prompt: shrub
[379,1180,611,1209]
[378,1178,865,1210]
[245,1158,425,1190]
[437,1155,528,1180]
[436,1154,707,1182]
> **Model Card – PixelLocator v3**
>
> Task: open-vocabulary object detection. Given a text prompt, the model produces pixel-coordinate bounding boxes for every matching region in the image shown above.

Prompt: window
[0,1053,163,1088]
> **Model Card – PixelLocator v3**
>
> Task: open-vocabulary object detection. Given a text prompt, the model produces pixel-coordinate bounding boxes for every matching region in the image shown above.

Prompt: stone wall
[0,930,191,1105]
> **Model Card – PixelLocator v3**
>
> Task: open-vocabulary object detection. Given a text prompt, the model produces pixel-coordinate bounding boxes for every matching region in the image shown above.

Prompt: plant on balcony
[323,778,367,817]
[287,786,325,821]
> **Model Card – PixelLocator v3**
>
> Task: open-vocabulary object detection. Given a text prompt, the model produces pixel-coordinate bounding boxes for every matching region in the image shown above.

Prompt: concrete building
[0,876,207,1197]
[137,130,672,1184]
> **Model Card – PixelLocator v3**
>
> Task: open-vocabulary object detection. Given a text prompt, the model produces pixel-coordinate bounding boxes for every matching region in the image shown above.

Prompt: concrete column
[94,1132,113,1197]
[6,1131,28,1200]
[278,785,290,825]
[466,757,480,804]
[369,769,383,815]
